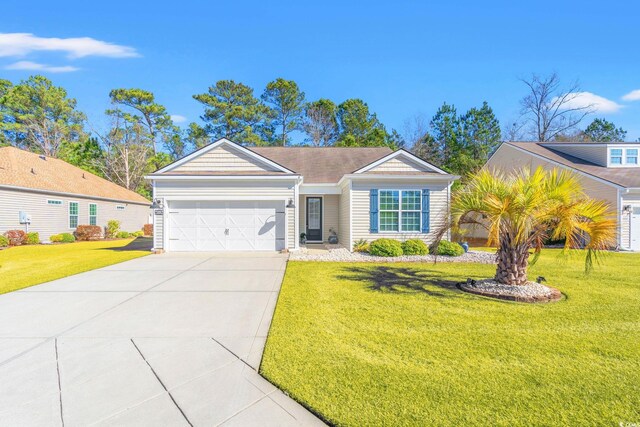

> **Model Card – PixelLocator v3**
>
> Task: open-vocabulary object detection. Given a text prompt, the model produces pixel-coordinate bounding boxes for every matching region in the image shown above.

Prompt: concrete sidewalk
[0,252,324,426]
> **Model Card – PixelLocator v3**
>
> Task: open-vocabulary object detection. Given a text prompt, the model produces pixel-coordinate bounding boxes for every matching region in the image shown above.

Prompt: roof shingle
[0,147,150,204]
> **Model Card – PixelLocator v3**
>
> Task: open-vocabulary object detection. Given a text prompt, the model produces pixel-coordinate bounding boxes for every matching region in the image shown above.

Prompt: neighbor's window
[116,205,125,210]
[626,149,638,165]
[47,199,62,205]
[610,149,623,165]
[379,190,421,232]
[69,202,79,228]
[89,203,97,226]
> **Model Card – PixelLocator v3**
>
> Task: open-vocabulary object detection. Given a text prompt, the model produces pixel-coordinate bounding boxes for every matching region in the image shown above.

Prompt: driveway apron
[0,252,324,426]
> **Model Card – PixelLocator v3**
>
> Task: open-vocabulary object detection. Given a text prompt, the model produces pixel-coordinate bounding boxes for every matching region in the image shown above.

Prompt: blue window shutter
[370,189,378,233]
[421,189,430,233]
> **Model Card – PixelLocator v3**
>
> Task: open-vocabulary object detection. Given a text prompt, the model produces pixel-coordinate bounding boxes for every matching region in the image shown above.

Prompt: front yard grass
[0,238,151,294]
[261,250,640,426]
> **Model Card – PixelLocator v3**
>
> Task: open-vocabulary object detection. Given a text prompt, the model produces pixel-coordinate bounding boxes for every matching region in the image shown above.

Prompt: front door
[306,197,322,242]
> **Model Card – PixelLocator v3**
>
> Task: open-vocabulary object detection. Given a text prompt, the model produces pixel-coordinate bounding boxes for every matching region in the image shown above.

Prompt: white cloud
[622,89,640,101]
[5,61,79,73]
[170,114,187,123]
[555,92,622,114]
[0,33,139,59]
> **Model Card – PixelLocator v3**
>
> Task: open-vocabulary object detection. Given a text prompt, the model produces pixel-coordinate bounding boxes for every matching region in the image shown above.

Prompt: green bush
[0,235,9,247]
[401,239,428,255]
[353,239,370,253]
[106,220,120,238]
[369,238,404,257]
[116,231,131,239]
[433,240,464,257]
[50,234,62,243]
[60,233,76,243]
[132,231,143,237]
[26,232,40,245]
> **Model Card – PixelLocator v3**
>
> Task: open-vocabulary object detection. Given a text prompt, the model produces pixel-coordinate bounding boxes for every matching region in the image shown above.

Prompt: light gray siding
[173,145,280,173]
[621,193,640,249]
[365,156,431,173]
[338,182,351,250]
[153,179,297,250]
[547,145,608,166]
[0,187,150,241]
[350,180,450,246]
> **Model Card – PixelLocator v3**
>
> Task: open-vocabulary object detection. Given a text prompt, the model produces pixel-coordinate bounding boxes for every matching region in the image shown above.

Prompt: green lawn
[0,238,151,294]
[262,250,640,426]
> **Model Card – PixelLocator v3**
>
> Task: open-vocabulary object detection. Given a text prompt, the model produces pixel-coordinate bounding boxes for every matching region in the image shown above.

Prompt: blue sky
[2,0,640,142]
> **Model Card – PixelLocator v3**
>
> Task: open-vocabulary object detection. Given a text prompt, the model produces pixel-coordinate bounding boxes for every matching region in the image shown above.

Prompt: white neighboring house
[484,141,640,251]
[146,138,458,252]
[0,146,151,241]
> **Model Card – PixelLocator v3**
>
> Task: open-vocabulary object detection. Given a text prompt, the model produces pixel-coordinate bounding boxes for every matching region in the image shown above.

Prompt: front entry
[306,197,323,242]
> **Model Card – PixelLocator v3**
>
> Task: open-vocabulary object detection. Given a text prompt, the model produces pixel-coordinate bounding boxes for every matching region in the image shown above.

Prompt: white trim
[294,181,300,250]
[502,143,625,190]
[68,200,79,229]
[338,174,458,187]
[88,202,97,226]
[377,189,422,233]
[299,184,341,195]
[153,138,295,174]
[304,195,324,242]
[0,184,149,206]
[348,180,353,251]
[353,150,449,175]
[146,174,300,181]
[160,195,290,201]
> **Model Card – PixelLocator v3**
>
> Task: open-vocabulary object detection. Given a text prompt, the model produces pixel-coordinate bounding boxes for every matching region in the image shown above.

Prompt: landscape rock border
[459,279,563,303]
[290,246,497,264]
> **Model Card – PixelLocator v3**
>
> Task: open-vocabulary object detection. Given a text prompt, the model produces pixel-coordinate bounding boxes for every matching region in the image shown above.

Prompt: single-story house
[0,146,151,241]
[483,141,640,251]
[146,138,458,252]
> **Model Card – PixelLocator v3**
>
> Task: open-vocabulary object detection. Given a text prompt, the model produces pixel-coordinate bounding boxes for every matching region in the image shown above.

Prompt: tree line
[0,73,631,198]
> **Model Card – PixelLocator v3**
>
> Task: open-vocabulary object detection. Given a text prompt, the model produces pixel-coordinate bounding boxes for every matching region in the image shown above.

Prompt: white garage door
[168,201,285,251]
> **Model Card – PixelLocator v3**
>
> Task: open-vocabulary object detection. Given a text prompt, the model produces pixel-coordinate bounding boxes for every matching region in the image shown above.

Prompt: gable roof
[249,146,393,183]
[504,142,640,189]
[0,146,150,204]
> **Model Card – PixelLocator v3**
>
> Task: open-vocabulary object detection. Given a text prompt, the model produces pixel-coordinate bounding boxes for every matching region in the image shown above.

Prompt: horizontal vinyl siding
[366,157,428,173]
[173,145,279,172]
[154,180,296,250]
[298,194,339,242]
[548,145,608,166]
[350,180,449,245]
[621,194,640,249]
[0,188,150,241]
[338,182,351,250]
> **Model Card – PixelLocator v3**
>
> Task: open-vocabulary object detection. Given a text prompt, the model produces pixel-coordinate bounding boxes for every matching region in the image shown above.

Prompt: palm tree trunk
[495,233,530,285]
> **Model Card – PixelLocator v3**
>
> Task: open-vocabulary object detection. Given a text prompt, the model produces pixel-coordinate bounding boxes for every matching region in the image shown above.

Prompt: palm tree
[449,167,616,286]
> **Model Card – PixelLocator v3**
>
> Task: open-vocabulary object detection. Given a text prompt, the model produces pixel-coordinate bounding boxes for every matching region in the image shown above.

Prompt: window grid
[47,199,62,205]
[116,205,125,210]
[89,203,97,226]
[626,149,638,165]
[379,190,421,233]
[69,202,79,229]
[610,149,623,165]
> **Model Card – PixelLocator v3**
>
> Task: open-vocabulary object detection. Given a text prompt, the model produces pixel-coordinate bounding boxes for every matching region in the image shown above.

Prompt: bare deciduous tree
[303,99,338,146]
[402,113,429,148]
[519,72,593,142]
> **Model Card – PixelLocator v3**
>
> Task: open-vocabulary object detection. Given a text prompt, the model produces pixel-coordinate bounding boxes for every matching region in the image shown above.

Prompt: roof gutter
[337,173,460,187]
[145,174,301,181]
[0,184,150,206]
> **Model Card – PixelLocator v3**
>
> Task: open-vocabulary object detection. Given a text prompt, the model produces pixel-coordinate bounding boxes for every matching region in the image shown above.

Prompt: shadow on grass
[337,265,468,297]
[101,237,153,252]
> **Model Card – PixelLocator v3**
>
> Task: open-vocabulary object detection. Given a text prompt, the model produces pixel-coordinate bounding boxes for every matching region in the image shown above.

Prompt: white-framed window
[69,202,79,229]
[626,149,638,165]
[89,203,97,226]
[47,199,63,206]
[610,149,623,165]
[116,205,125,210]
[379,190,421,232]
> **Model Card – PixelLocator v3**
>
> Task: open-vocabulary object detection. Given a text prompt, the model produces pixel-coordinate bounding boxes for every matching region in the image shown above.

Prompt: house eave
[146,174,301,181]
[337,173,459,186]
[0,184,151,206]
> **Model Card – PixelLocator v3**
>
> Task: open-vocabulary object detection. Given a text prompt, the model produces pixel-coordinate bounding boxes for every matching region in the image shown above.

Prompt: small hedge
[433,240,465,257]
[132,231,144,237]
[4,230,27,246]
[401,239,428,255]
[50,233,76,243]
[0,235,9,247]
[75,225,102,241]
[369,238,404,257]
[143,223,153,236]
[26,232,40,245]
[116,231,131,239]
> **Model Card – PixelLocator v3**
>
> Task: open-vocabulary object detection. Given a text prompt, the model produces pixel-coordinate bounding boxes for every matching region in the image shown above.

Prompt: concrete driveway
[0,252,323,426]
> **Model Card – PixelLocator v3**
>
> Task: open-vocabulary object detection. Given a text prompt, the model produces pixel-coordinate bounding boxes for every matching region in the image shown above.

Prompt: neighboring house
[146,138,457,252]
[0,146,151,241]
[484,141,640,251]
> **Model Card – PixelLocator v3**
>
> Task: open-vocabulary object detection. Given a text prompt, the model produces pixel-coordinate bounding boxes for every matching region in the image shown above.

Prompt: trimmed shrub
[401,239,428,255]
[26,232,40,245]
[433,240,464,257]
[116,231,131,239]
[4,230,27,246]
[0,235,9,247]
[50,234,63,243]
[105,220,120,238]
[143,223,153,236]
[60,233,76,243]
[353,239,370,253]
[369,238,404,257]
[132,231,144,237]
[75,225,102,241]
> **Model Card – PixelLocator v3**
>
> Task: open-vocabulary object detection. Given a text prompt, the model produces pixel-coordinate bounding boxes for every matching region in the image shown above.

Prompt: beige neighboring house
[146,138,457,252]
[484,141,640,251]
[0,146,151,241]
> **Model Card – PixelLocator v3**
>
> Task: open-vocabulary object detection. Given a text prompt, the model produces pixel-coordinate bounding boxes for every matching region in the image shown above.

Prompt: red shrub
[143,223,153,236]
[75,225,102,241]
[4,230,27,246]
